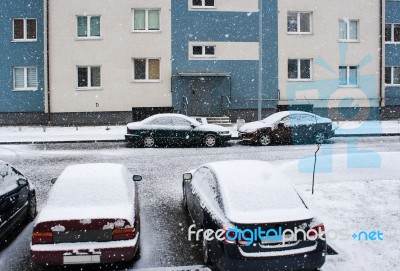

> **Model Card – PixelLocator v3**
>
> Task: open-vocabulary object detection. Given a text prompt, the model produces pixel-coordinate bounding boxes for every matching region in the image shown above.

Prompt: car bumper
[238,132,258,143]
[125,134,141,142]
[31,234,139,266]
[218,134,232,142]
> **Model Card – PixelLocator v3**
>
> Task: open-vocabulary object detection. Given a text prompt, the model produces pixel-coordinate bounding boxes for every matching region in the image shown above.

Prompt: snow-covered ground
[0,119,399,144]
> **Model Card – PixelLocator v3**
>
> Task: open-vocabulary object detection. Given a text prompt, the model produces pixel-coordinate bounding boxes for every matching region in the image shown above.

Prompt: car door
[171,117,195,145]
[10,167,30,221]
[271,116,292,143]
[297,114,318,141]
[147,117,175,144]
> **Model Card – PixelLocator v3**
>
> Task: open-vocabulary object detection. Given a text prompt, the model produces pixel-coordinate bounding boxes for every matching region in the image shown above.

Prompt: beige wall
[278,0,381,108]
[49,0,171,113]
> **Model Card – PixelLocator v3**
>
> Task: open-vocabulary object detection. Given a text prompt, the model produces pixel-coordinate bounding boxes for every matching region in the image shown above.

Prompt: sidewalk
[0,120,399,144]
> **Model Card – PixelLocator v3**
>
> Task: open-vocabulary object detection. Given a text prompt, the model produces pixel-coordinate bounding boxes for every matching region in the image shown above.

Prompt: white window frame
[287,59,313,81]
[76,65,102,90]
[13,67,38,91]
[385,23,400,43]
[132,9,161,32]
[191,45,216,58]
[132,58,161,82]
[339,66,359,87]
[338,19,359,42]
[287,12,312,34]
[12,18,37,42]
[189,0,216,9]
[385,66,400,85]
[76,15,101,40]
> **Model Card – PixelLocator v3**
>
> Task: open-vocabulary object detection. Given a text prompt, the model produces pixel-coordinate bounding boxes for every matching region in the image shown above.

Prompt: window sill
[13,88,37,91]
[189,6,216,10]
[76,87,103,91]
[338,85,359,88]
[132,30,161,33]
[287,32,312,35]
[287,79,313,82]
[132,80,161,83]
[385,42,400,44]
[11,39,37,43]
[385,84,400,86]
[338,39,360,43]
[75,37,102,41]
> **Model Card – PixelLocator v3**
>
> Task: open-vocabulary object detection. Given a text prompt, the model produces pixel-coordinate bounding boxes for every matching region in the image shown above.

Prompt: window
[13,18,37,41]
[133,58,160,81]
[339,66,358,86]
[385,67,400,85]
[385,24,400,43]
[13,67,38,91]
[77,16,100,38]
[133,9,160,31]
[192,45,215,57]
[288,59,312,80]
[77,66,101,88]
[339,19,358,41]
[191,0,215,8]
[287,12,311,34]
[0,164,20,196]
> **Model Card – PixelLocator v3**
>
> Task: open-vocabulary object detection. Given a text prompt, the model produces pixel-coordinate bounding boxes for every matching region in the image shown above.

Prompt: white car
[31,163,141,266]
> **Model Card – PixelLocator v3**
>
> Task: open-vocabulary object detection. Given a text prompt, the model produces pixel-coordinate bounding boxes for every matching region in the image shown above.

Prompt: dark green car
[125,113,232,147]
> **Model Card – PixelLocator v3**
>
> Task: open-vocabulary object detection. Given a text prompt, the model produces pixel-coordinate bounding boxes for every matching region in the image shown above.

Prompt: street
[0,136,399,271]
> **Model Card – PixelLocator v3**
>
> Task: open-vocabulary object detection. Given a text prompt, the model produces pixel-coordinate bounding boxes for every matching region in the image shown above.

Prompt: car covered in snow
[182,160,326,271]
[31,163,141,266]
[238,111,335,146]
[0,161,36,244]
[125,113,231,147]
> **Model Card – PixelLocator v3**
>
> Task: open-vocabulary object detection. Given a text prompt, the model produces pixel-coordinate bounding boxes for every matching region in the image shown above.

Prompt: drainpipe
[379,0,385,116]
[45,0,51,125]
[257,0,263,120]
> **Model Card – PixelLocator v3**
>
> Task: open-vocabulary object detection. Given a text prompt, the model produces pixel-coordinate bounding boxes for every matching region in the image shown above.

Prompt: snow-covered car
[125,113,231,147]
[182,160,326,271]
[238,111,335,146]
[0,161,36,244]
[31,163,141,266]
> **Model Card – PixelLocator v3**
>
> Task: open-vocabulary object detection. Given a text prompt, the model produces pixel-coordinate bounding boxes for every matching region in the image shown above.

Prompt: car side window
[171,117,192,127]
[0,163,19,196]
[192,167,224,211]
[148,117,173,126]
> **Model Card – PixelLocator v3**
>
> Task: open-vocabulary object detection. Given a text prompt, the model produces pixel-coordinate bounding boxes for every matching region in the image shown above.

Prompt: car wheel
[143,135,155,148]
[27,193,37,222]
[314,132,325,144]
[202,233,212,265]
[182,185,188,210]
[203,134,217,147]
[258,133,272,146]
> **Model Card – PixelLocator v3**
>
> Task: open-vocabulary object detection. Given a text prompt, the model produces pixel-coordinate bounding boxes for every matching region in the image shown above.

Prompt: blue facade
[0,0,45,113]
[171,1,278,117]
[385,0,400,107]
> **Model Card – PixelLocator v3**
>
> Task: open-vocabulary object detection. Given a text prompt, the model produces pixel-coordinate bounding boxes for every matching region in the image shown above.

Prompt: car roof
[142,113,197,123]
[202,160,313,224]
[36,163,136,224]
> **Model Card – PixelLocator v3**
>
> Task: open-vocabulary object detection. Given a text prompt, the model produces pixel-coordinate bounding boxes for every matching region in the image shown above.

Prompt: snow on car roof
[142,113,199,123]
[205,160,313,224]
[262,111,319,124]
[36,163,136,224]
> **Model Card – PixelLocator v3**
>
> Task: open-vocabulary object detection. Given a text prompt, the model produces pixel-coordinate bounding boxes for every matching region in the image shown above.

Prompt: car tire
[27,193,37,222]
[314,132,325,144]
[203,134,217,147]
[202,233,212,265]
[143,135,155,148]
[258,133,272,146]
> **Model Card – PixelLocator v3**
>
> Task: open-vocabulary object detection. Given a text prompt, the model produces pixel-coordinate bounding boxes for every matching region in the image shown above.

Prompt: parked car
[125,113,231,147]
[0,161,36,244]
[31,163,141,266]
[238,111,335,146]
[182,160,326,271]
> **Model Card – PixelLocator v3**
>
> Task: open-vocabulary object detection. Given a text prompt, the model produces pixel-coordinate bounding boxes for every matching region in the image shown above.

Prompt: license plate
[63,255,101,264]
[261,234,296,244]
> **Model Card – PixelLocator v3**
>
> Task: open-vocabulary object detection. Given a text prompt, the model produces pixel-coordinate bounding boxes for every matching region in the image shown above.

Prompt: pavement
[0,120,399,144]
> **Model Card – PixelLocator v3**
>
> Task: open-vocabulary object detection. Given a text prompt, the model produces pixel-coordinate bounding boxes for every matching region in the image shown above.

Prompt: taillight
[308,224,325,238]
[127,127,130,134]
[112,228,135,240]
[238,231,252,246]
[32,232,54,245]
[222,227,237,245]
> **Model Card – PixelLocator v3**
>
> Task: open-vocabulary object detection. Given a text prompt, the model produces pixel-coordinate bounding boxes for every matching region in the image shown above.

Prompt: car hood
[196,124,231,132]
[239,121,272,132]
[127,122,141,129]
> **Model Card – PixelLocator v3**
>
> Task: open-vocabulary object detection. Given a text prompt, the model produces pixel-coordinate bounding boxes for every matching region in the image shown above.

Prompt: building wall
[385,0,400,110]
[48,0,172,114]
[0,0,45,113]
[172,0,278,118]
[278,0,381,120]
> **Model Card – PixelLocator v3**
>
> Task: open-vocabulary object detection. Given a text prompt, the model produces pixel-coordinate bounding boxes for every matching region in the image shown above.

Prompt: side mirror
[133,175,142,182]
[183,173,192,180]
[17,179,28,186]
[278,122,285,128]
[190,124,197,129]
[50,178,57,184]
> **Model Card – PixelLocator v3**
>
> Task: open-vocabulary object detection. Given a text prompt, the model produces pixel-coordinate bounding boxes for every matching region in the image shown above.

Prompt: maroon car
[238,111,335,146]
[31,163,141,266]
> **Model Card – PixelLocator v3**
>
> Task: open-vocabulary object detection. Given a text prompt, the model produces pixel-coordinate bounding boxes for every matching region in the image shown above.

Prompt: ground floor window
[133,58,160,81]
[339,66,358,86]
[77,66,101,88]
[385,66,400,85]
[13,67,38,90]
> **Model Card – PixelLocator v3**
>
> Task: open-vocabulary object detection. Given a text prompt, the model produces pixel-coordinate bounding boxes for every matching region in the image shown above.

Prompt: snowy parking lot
[0,137,399,270]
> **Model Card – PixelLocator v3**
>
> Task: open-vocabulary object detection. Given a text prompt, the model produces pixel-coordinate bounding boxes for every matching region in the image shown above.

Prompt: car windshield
[261,112,289,124]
